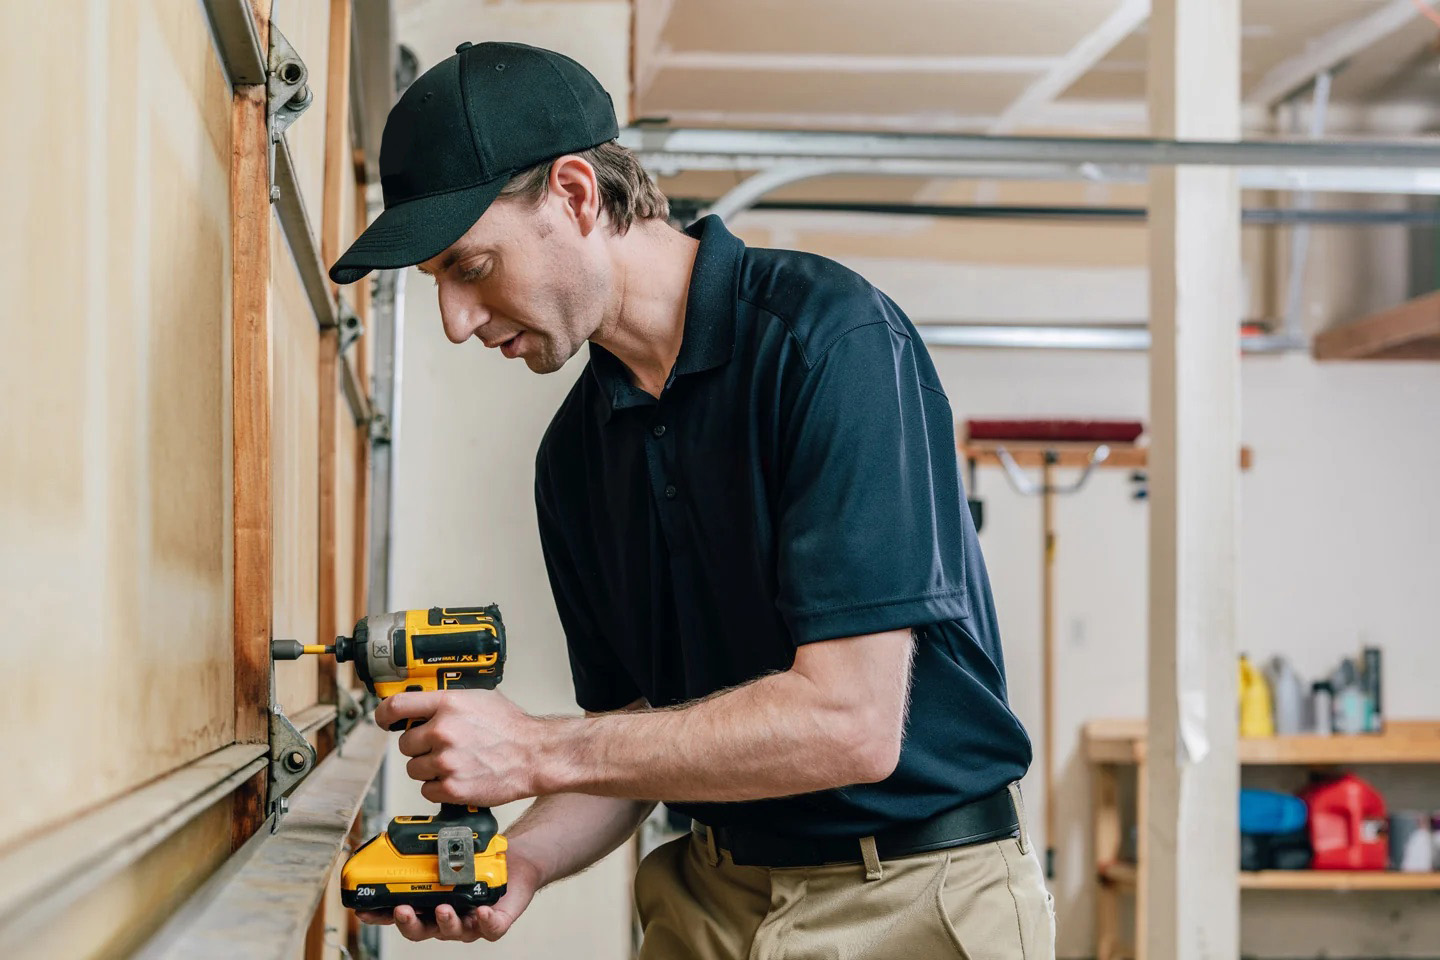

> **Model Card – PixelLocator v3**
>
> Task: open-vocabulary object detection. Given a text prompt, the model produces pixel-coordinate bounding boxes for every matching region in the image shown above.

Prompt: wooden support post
[315,0,353,743]
[1145,0,1242,957]
[230,0,274,844]
[1092,762,1121,960]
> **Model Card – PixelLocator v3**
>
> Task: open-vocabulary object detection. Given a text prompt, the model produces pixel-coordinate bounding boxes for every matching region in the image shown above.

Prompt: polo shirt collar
[589,215,743,421]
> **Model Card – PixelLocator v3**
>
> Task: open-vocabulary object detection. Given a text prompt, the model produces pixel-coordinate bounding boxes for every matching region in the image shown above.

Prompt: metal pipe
[914,323,1304,353]
[622,126,1440,170]
[629,128,1440,197]
[693,199,1440,226]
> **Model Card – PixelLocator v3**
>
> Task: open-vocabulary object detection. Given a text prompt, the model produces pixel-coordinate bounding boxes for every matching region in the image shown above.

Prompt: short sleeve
[535,455,642,713]
[776,319,970,645]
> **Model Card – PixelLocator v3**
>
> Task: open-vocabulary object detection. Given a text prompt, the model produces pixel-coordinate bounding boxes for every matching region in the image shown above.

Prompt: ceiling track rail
[139,724,389,959]
[204,0,370,428]
[0,744,268,949]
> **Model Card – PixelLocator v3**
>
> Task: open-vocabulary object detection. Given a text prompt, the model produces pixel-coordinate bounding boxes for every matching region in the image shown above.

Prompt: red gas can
[1300,773,1388,870]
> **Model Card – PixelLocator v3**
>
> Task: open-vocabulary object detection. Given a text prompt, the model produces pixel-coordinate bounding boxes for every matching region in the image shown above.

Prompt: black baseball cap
[329,41,619,285]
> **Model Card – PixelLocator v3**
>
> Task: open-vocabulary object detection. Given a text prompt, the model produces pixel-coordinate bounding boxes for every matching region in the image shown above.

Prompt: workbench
[1084,718,1440,960]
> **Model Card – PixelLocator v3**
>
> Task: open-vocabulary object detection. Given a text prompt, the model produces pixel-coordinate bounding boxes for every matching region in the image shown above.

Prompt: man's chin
[522,341,580,375]
[523,352,567,375]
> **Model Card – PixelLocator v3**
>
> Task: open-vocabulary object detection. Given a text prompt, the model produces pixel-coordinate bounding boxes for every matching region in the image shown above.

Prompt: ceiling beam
[652,51,1061,74]
[1247,0,1440,106]
[634,0,678,100]
[990,0,1149,133]
[644,109,996,132]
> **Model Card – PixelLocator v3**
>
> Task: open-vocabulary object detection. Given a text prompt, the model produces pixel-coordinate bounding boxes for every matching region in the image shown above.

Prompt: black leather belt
[690,787,1020,868]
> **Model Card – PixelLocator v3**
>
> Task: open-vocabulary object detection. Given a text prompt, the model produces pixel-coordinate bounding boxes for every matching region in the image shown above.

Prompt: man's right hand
[355,848,544,943]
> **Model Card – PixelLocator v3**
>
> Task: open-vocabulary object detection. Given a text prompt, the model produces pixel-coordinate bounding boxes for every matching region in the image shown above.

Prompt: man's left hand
[378,690,546,807]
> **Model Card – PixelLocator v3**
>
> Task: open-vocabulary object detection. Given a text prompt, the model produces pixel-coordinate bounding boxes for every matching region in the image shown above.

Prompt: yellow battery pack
[341,807,508,913]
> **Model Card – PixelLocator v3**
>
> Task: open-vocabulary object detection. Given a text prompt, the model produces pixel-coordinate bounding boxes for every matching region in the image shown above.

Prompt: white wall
[845,254,1440,959]
[386,286,632,959]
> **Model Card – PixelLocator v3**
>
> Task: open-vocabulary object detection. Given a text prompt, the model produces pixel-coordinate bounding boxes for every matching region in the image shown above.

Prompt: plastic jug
[1265,656,1306,735]
[1301,774,1388,870]
[1239,654,1275,738]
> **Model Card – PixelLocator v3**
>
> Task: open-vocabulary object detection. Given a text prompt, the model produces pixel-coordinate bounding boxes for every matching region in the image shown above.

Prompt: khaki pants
[635,805,1056,959]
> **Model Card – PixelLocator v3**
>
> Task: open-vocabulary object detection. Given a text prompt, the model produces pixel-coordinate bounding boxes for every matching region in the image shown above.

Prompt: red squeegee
[965,418,1144,444]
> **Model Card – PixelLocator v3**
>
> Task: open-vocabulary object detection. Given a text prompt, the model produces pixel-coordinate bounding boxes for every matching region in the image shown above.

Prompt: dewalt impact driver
[273,606,508,913]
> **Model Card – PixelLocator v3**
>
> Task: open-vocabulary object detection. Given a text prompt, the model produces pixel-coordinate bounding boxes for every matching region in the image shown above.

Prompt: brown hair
[497,141,669,234]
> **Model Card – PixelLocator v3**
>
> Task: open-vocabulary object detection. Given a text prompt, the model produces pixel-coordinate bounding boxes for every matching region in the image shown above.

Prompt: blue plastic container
[1240,788,1308,835]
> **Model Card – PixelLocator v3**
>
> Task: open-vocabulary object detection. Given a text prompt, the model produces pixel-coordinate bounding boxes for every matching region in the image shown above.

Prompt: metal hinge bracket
[335,684,364,749]
[369,412,392,446]
[266,25,313,201]
[337,298,365,352]
[267,707,317,825]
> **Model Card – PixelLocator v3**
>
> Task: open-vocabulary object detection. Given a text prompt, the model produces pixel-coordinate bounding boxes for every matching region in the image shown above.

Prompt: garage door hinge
[369,412,392,446]
[337,297,365,350]
[266,25,313,202]
[267,707,317,827]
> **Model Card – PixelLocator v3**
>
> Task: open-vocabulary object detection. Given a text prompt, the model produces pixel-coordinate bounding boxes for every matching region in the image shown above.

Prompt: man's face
[417,193,608,373]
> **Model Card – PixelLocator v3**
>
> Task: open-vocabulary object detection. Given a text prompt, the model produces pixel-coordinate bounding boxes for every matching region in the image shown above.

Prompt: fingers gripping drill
[272,606,509,913]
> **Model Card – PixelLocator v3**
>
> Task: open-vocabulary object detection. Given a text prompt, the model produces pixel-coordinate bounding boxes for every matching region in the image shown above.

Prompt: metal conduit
[914,323,1304,353]
[689,199,1440,227]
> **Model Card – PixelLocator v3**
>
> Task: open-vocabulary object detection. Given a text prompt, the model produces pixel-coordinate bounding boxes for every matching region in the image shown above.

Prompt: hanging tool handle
[993,444,1112,496]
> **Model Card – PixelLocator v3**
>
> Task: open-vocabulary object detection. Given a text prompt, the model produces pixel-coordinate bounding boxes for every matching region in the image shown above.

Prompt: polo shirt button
[664,484,678,500]
[653,424,667,437]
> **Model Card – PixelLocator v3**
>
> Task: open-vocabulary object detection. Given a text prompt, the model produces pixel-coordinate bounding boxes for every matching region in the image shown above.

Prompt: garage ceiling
[398,0,1440,135]
[636,0,1440,133]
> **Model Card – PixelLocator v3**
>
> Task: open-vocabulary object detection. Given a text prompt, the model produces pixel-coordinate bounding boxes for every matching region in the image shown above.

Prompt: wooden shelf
[961,441,1253,471]
[1241,870,1440,891]
[1084,719,1440,765]
[1314,289,1440,360]
[1101,863,1440,892]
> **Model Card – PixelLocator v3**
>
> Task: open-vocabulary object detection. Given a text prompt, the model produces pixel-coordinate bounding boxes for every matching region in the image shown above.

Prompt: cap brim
[328,177,507,285]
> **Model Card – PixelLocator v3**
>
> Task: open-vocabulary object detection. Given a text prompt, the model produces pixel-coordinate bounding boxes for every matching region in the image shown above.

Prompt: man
[330,40,1052,958]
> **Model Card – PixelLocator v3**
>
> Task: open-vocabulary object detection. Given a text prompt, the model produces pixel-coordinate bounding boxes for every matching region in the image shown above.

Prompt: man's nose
[438,283,488,345]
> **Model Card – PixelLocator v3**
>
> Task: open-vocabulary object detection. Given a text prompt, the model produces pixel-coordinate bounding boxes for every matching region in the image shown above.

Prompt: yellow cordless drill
[273,606,509,913]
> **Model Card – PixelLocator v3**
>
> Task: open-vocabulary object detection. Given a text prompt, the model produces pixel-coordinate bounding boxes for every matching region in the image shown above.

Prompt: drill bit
[271,639,336,660]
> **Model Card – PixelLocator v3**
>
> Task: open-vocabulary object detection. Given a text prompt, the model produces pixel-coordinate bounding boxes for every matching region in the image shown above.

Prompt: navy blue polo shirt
[534,216,1031,837]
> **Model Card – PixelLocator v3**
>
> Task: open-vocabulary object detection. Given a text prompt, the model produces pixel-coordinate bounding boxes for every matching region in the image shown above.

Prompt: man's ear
[548,156,601,236]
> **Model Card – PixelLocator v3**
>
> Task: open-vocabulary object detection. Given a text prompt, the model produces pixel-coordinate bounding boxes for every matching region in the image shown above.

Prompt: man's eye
[459,263,490,283]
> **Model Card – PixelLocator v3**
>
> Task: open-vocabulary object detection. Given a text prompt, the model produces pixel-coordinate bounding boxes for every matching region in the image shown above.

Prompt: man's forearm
[505,792,655,888]
[535,668,899,804]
